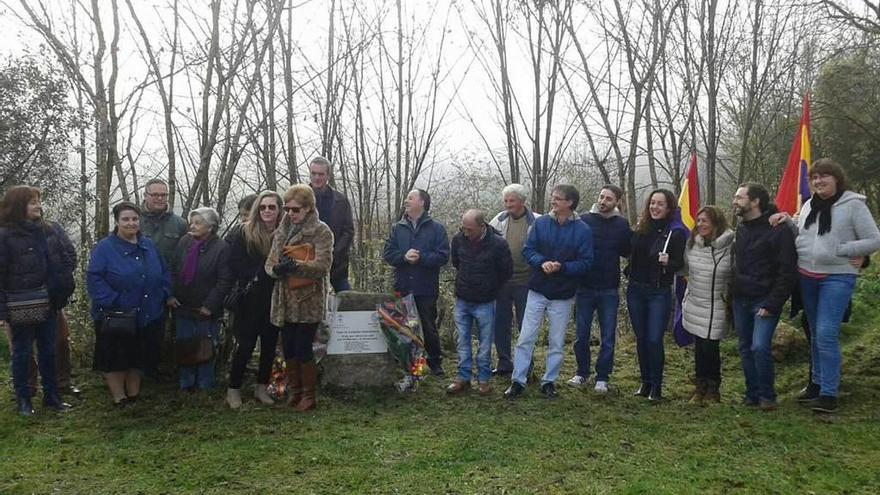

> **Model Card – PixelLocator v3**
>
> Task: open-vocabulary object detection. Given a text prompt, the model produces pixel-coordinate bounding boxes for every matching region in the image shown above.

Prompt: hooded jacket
[523,211,593,300]
[382,212,450,298]
[579,204,632,290]
[451,224,513,303]
[795,191,880,275]
[682,229,734,340]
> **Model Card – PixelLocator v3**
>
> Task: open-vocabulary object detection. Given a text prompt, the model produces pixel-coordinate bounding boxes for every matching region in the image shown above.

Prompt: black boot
[16,397,34,417]
[633,383,651,397]
[43,392,71,412]
[648,384,663,402]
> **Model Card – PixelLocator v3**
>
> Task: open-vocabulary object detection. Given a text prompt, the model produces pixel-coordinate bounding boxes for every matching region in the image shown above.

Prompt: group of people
[1,156,877,417]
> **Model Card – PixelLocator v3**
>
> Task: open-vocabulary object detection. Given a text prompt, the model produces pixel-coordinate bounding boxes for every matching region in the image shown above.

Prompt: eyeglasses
[551,195,569,202]
[259,204,278,211]
[283,206,304,214]
[147,192,169,198]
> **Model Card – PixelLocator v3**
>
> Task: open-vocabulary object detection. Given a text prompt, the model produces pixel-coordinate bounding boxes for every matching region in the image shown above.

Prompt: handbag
[6,287,51,326]
[282,243,316,290]
[223,277,255,312]
[101,308,138,335]
[176,336,214,366]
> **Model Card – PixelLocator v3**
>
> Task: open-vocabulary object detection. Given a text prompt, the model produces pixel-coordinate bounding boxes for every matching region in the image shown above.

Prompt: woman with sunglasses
[266,185,333,411]
[225,191,284,408]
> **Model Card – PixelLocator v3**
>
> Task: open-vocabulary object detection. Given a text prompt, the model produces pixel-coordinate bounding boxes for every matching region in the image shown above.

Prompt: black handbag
[101,309,138,335]
[7,287,51,326]
[223,278,255,312]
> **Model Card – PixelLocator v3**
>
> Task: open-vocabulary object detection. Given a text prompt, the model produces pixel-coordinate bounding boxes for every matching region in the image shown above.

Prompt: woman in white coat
[682,206,734,405]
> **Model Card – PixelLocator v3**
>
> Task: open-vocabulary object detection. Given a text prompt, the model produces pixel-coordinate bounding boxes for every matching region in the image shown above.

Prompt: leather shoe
[16,397,34,417]
[61,385,82,396]
[540,382,559,399]
[633,383,651,397]
[445,380,471,395]
[504,381,525,399]
[491,368,512,377]
[648,385,663,402]
[44,393,72,412]
[478,382,492,396]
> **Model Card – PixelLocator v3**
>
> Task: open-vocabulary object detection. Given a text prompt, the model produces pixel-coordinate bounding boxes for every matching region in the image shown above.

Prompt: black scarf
[804,190,844,236]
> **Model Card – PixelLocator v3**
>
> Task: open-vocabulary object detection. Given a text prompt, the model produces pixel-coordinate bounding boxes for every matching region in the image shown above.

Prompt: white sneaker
[567,375,587,388]
[226,388,242,409]
[594,380,609,395]
[253,385,275,405]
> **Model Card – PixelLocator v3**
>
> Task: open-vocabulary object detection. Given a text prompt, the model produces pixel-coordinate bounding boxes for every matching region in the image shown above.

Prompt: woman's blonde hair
[282,184,316,210]
[243,190,283,256]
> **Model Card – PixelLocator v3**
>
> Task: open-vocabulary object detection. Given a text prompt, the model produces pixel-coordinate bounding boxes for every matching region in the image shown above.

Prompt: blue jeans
[732,297,781,401]
[512,290,573,387]
[574,288,619,381]
[626,282,671,388]
[493,283,529,373]
[454,299,495,383]
[11,315,58,399]
[176,316,220,390]
[800,274,856,397]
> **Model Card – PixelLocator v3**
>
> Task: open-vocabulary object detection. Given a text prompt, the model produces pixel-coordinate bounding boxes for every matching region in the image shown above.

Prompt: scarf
[179,239,206,286]
[804,190,843,236]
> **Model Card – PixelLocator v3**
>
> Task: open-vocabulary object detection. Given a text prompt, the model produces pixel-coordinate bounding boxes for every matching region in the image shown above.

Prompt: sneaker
[478,382,492,396]
[759,399,778,411]
[540,382,559,399]
[566,375,587,388]
[797,383,820,403]
[594,380,609,395]
[445,380,471,395]
[504,382,525,399]
[811,395,838,414]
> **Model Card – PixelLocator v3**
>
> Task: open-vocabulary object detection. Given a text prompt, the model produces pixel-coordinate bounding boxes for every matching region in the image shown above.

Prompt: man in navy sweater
[567,185,631,394]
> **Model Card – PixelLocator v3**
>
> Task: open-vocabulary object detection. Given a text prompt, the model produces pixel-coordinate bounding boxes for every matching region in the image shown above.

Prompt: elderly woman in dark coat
[266,184,333,411]
[0,186,76,416]
[168,207,233,391]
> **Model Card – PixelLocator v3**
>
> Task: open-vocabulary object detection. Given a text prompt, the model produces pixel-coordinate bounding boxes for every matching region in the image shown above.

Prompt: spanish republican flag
[776,93,812,215]
[678,152,700,230]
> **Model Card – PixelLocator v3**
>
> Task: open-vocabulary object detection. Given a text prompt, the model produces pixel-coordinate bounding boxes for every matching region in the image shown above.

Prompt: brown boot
[285,359,302,407]
[703,380,721,404]
[688,378,706,406]
[294,360,317,412]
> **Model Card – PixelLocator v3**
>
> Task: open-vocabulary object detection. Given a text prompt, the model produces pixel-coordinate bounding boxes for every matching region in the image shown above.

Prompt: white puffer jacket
[682,229,734,340]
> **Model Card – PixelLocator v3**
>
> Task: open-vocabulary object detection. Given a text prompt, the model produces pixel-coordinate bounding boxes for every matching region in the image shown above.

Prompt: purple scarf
[179,239,206,286]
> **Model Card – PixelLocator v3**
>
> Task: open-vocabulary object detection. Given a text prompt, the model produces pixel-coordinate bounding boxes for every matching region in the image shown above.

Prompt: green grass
[2,291,880,494]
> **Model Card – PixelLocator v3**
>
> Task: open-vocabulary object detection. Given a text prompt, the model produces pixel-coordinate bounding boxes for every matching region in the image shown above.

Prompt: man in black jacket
[447,210,513,396]
[309,157,354,292]
[732,183,797,410]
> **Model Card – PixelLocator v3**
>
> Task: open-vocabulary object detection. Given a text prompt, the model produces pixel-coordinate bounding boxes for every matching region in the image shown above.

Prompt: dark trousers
[414,295,443,369]
[228,308,280,388]
[493,283,528,373]
[626,282,671,388]
[694,335,721,383]
[281,322,319,362]
[143,314,167,377]
[24,311,72,392]
[11,315,58,400]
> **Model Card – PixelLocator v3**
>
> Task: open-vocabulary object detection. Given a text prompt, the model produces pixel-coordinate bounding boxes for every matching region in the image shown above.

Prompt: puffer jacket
[795,191,880,275]
[171,234,233,317]
[0,220,77,320]
[266,209,334,326]
[682,229,734,340]
[450,224,513,303]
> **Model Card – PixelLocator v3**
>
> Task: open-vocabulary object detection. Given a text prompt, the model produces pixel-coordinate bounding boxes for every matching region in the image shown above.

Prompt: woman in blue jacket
[87,202,171,407]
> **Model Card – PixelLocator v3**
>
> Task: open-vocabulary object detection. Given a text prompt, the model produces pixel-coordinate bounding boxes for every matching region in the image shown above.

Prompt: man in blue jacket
[505,185,593,399]
[567,185,631,394]
[383,189,450,376]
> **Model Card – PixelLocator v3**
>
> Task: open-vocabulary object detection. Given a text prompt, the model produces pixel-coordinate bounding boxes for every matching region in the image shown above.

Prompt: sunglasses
[259,204,278,211]
[283,206,304,214]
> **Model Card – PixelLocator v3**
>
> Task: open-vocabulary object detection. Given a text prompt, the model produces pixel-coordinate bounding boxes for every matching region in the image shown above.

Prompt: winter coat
[87,233,170,328]
[489,207,541,236]
[795,191,880,275]
[140,205,188,266]
[266,209,334,326]
[732,212,797,315]
[579,205,631,290]
[682,229,734,340]
[626,219,686,288]
[226,225,276,314]
[0,220,77,321]
[314,185,355,283]
[450,225,513,303]
[170,233,233,317]
[382,213,450,297]
[523,212,593,300]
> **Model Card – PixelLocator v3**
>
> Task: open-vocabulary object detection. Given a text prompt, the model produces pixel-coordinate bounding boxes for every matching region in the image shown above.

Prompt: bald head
[461,209,487,241]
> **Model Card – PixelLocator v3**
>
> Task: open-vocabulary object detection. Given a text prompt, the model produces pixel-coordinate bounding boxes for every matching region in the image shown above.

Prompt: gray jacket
[795,191,880,275]
[682,229,734,340]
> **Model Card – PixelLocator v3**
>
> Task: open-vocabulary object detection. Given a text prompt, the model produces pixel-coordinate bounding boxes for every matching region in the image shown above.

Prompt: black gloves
[273,258,298,276]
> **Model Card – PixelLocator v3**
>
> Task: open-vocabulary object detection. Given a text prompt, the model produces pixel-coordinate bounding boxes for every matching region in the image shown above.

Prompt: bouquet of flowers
[376,294,427,392]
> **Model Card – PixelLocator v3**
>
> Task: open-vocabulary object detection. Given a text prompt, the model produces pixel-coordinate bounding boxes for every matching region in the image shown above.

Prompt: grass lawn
[2,293,880,494]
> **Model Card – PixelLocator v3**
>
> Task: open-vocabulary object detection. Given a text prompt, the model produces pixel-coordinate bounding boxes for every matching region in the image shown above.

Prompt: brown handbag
[282,243,317,290]
[175,336,214,366]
